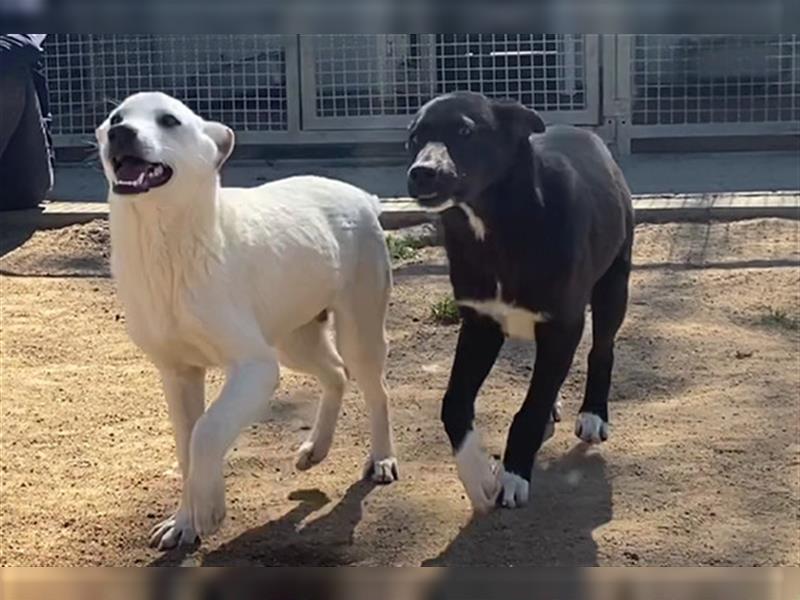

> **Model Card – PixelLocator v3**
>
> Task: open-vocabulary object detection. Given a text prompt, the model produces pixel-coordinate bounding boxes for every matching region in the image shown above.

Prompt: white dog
[96,92,398,550]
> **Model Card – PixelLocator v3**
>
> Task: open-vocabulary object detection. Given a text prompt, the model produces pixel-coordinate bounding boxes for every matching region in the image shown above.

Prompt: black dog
[406,91,633,511]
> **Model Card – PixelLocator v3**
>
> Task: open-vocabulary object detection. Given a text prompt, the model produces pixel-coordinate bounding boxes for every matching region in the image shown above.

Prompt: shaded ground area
[1,219,798,566]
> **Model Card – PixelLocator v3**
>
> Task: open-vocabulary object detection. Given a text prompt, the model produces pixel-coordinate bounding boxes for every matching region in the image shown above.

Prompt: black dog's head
[406,91,545,211]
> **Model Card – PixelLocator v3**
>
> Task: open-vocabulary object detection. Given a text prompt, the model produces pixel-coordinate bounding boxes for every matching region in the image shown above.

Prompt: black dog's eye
[458,125,473,137]
[158,113,181,128]
[109,112,122,126]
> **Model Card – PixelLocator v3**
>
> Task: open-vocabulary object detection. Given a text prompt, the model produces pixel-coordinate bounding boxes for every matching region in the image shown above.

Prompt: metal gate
[43,34,297,146]
[300,34,600,130]
[43,34,797,152]
[607,35,800,152]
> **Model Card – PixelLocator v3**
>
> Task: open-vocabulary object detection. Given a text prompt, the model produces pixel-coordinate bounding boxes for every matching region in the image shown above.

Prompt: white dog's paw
[455,431,502,514]
[499,471,530,509]
[149,510,197,550]
[295,439,330,472]
[575,412,609,444]
[364,455,399,484]
[189,476,227,538]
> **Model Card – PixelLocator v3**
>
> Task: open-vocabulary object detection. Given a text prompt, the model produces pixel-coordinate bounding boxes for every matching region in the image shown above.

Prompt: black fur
[407,91,634,492]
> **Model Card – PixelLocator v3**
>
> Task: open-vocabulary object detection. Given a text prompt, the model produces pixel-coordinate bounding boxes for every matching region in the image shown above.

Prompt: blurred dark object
[426,570,585,600]
[0,33,54,211]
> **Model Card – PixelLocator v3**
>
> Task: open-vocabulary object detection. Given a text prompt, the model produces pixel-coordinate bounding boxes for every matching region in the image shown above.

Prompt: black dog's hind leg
[501,317,585,507]
[576,251,631,443]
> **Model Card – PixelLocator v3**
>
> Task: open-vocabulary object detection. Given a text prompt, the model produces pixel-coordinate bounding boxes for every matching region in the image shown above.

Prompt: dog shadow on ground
[423,443,612,567]
[150,480,377,567]
[0,222,36,257]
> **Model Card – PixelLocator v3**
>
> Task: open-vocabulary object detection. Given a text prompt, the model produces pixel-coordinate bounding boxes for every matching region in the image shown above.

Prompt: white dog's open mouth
[112,156,173,195]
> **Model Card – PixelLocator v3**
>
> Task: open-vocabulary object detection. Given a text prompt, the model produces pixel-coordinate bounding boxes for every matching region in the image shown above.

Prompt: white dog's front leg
[150,365,205,550]
[187,358,279,538]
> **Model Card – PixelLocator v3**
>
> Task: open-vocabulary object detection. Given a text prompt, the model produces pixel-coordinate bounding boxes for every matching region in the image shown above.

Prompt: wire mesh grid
[436,34,586,111]
[43,34,289,136]
[631,35,799,126]
[311,34,587,119]
[312,34,436,118]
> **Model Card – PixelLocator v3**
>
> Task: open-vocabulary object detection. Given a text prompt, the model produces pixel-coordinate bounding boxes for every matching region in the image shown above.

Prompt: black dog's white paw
[455,431,502,513]
[552,397,563,422]
[575,412,609,444]
[498,471,530,509]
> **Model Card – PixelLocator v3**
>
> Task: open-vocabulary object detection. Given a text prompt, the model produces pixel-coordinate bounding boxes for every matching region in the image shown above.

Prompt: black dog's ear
[491,99,546,138]
[491,99,546,208]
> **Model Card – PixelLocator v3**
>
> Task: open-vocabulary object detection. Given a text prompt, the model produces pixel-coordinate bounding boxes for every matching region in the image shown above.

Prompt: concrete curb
[2,192,798,232]
[378,192,800,229]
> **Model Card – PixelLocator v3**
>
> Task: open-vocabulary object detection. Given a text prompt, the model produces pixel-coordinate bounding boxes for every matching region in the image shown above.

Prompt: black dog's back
[533,125,634,287]
[534,125,633,238]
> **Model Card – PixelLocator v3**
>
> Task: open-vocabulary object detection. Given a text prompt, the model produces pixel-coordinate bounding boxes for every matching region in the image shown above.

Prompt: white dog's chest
[119,287,218,366]
[111,247,224,366]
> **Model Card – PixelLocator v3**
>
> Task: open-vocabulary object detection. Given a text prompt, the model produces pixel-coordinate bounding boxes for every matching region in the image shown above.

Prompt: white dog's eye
[158,113,182,128]
[109,112,122,126]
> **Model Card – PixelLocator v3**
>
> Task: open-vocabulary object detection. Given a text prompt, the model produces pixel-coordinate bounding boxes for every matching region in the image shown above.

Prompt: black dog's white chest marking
[459,204,487,241]
[458,284,549,340]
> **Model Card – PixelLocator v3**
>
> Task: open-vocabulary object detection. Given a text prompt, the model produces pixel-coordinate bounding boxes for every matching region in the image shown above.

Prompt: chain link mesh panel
[44,34,289,136]
[309,34,588,122]
[631,35,799,126]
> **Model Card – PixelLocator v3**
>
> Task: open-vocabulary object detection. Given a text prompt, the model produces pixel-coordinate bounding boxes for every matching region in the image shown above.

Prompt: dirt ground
[1,218,798,566]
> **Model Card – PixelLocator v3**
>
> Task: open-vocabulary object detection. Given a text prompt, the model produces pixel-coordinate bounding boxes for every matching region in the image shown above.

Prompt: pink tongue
[117,160,149,181]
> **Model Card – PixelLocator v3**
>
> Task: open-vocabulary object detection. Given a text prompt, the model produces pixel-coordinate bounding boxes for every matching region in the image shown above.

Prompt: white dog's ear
[204,121,235,169]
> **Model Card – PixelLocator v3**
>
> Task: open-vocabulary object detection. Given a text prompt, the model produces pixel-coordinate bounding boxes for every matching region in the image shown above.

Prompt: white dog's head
[96,92,234,198]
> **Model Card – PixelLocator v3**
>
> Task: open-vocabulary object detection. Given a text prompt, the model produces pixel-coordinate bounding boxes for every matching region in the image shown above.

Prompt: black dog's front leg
[442,312,505,512]
[501,317,585,508]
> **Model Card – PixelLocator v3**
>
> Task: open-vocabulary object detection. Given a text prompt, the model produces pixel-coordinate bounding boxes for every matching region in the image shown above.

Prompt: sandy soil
[1,218,798,566]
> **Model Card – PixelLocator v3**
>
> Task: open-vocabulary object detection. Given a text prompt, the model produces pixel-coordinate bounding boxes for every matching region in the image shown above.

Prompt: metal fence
[301,34,598,130]
[609,34,799,151]
[43,34,798,152]
[44,34,291,145]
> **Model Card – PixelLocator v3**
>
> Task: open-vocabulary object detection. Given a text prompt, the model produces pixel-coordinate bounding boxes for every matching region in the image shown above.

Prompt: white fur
[575,412,609,444]
[454,430,501,513]
[461,115,476,129]
[459,203,487,241]
[411,141,457,178]
[499,471,530,509]
[459,284,548,340]
[97,92,397,550]
[423,198,456,213]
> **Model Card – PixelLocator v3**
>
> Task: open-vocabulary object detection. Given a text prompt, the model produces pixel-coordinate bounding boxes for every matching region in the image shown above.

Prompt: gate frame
[299,34,602,132]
